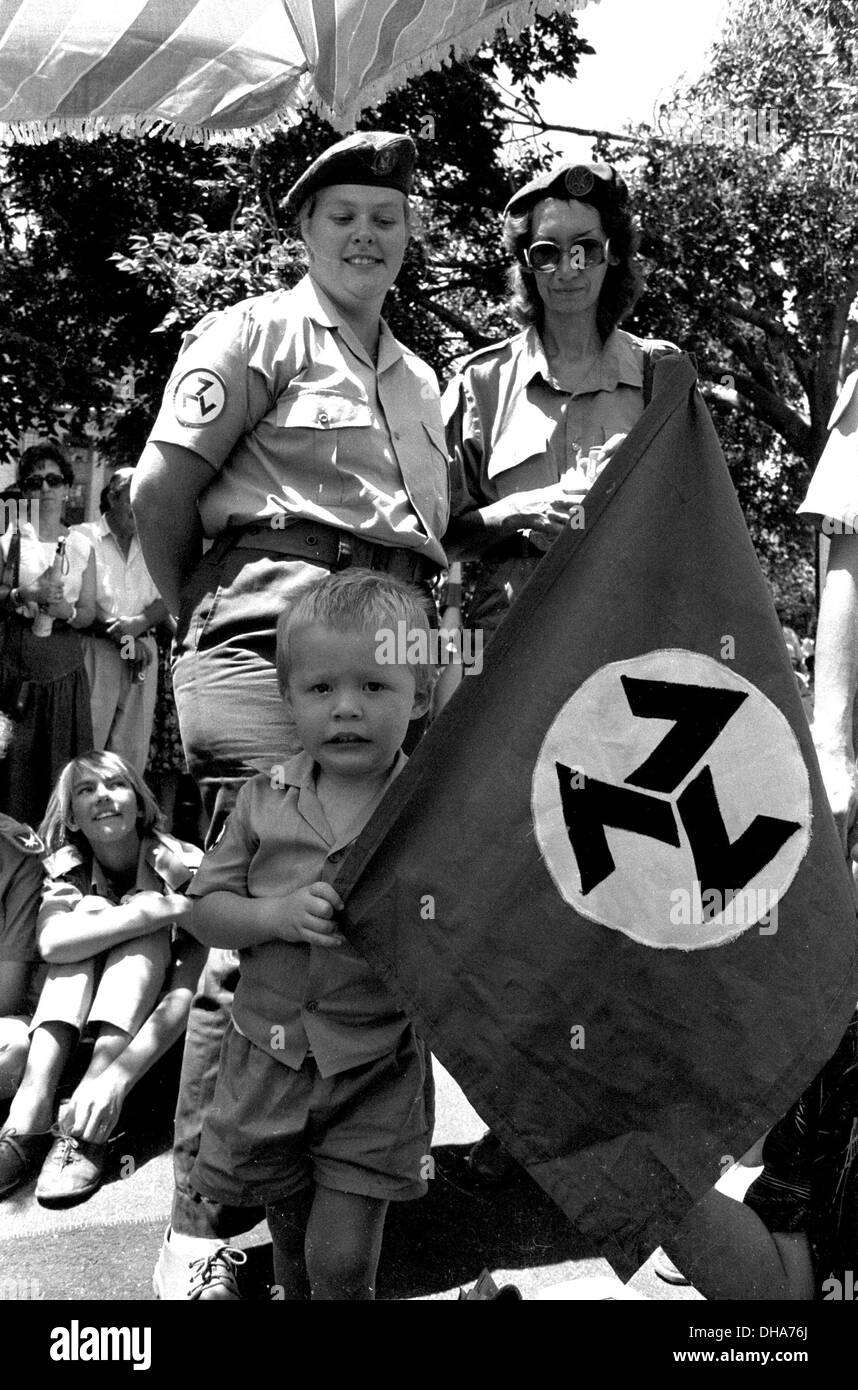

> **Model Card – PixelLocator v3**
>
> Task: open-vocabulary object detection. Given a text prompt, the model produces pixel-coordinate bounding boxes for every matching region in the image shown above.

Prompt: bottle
[32,534,68,638]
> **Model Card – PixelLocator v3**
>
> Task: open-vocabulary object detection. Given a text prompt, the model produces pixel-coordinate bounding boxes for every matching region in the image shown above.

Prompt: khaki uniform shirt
[39,831,202,940]
[443,325,678,512]
[148,275,449,568]
[0,815,44,964]
[187,750,408,1078]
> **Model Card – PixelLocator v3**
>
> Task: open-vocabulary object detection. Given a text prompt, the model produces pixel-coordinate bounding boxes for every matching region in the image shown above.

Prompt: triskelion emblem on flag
[531,649,812,950]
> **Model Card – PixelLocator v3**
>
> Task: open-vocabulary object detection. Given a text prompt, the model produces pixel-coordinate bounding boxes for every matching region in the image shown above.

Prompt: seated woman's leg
[664,1186,815,1300]
[0,1019,79,1197]
[57,929,173,1134]
[0,1015,30,1100]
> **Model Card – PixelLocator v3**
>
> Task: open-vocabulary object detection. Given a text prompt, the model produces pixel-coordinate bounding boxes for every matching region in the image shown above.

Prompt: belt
[207,520,440,586]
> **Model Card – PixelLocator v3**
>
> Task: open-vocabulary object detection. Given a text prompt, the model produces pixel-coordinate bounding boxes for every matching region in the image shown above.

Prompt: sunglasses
[524,237,610,273]
[21,473,66,491]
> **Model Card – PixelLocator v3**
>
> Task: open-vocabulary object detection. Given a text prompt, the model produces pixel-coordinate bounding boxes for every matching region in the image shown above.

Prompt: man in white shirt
[75,469,168,771]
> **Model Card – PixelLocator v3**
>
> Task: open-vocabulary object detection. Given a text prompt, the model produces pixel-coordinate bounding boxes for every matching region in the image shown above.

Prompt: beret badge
[372,147,397,175]
[565,165,596,197]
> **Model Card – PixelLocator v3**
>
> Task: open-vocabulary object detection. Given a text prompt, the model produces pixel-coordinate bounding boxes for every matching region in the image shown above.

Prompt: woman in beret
[443,161,678,1184]
[444,160,677,641]
[131,129,448,1299]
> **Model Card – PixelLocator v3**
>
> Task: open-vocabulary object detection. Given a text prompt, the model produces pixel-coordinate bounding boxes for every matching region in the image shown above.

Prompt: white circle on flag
[172,369,226,427]
[531,649,811,950]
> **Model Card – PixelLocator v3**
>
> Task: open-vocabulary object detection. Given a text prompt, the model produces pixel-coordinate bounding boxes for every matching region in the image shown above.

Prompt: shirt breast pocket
[274,391,373,433]
[273,391,374,503]
[487,415,555,485]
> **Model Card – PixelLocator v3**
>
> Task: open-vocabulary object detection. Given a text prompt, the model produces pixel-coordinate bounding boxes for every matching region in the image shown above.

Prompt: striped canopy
[0,0,593,144]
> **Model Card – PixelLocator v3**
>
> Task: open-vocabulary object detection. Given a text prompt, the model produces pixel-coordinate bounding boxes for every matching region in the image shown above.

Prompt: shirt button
[318,411,329,425]
[305,1000,318,1014]
[329,849,344,863]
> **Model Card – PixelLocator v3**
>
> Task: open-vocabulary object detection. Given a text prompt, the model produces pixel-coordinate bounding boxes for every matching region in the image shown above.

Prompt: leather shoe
[35,1130,108,1206]
[0,1128,52,1198]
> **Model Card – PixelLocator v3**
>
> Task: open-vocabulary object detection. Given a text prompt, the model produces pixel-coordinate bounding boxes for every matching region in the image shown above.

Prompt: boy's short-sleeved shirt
[187,750,408,1078]
[146,274,449,567]
[0,815,45,965]
[798,370,858,530]
[39,831,202,944]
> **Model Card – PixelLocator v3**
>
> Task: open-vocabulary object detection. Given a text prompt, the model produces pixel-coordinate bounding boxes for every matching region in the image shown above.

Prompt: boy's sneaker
[153,1226,246,1300]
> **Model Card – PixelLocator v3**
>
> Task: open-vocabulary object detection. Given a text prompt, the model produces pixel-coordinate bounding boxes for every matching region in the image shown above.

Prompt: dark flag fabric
[334,352,858,1275]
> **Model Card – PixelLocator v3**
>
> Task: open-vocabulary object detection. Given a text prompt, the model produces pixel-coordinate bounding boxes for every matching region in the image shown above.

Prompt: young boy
[181,569,435,1300]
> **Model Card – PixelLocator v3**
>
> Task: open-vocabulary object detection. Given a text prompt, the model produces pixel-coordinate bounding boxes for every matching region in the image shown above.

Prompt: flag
[336,353,858,1275]
[0,0,593,144]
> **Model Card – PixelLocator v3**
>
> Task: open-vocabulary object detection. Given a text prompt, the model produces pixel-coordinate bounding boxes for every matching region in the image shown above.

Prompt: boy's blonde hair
[40,750,164,854]
[276,568,435,698]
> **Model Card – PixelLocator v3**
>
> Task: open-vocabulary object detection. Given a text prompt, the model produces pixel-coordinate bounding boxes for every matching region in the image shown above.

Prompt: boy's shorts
[191,1023,435,1208]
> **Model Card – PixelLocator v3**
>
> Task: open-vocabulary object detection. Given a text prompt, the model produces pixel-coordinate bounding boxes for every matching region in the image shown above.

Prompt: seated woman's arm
[37,885,193,964]
[57,933,207,1142]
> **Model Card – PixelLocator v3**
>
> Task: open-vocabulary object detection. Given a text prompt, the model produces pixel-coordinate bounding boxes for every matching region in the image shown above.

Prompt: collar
[44,830,200,892]
[296,273,402,372]
[279,748,407,847]
[521,326,643,396]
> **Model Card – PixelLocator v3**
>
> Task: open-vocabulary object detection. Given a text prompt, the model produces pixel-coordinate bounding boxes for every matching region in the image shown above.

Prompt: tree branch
[701,361,812,459]
[409,292,495,350]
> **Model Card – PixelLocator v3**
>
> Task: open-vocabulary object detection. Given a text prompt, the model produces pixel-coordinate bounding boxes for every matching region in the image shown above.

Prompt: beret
[285,131,416,216]
[504,162,629,219]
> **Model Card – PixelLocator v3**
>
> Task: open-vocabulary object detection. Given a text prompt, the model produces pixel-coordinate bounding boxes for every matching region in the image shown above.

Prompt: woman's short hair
[503,167,643,341]
[276,567,435,700]
[40,750,164,854]
[18,442,75,489]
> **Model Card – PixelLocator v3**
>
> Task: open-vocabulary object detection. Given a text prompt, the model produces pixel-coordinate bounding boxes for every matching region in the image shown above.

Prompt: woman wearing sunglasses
[444,161,678,1186]
[444,160,677,640]
[0,443,96,824]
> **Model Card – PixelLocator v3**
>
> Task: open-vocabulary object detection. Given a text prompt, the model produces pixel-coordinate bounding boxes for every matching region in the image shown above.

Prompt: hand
[107,614,148,642]
[45,597,75,621]
[58,1073,127,1145]
[277,882,345,948]
[500,483,583,540]
[813,747,858,856]
[19,566,64,608]
[120,889,193,931]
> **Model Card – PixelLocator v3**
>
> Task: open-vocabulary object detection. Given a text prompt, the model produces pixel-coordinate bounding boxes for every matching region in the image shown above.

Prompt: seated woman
[0,751,203,1206]
[0,713,46,1103]
[665,1011,858,1300]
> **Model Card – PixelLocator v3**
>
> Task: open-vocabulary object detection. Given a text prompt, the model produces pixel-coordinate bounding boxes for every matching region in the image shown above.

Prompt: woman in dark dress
[0,443,96,824]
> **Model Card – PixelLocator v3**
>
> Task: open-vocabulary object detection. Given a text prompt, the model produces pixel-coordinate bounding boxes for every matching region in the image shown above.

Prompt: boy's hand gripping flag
[335,354,858,1273]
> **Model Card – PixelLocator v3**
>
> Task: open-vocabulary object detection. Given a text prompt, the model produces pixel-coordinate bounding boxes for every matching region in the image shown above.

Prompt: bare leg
[664,1187,815,1300]
[266,1187,314,1300]
[4,1023,77,1132]
[304,1188,389,1301]
[0,1018,30,1101]
[80,1024,130,1081]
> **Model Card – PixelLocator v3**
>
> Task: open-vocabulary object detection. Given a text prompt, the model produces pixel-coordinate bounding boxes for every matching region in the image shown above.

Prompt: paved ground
[0,1057,707,1301]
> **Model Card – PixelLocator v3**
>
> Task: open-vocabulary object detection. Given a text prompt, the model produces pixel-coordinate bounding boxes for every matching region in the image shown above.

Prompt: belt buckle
[335,534,353,571]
